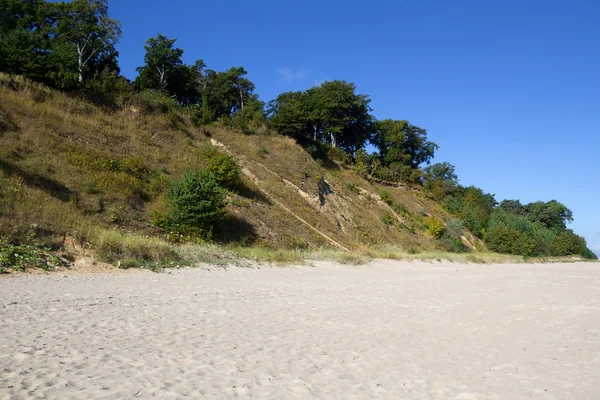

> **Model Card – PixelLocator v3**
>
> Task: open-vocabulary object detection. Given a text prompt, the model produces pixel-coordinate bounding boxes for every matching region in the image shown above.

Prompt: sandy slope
[1,261,599,399]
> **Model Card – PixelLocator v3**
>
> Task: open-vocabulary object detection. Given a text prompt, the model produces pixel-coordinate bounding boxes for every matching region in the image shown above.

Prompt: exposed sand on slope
[1,261,599,399]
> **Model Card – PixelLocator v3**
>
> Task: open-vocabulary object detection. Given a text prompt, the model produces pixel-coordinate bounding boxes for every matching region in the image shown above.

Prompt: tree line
[1,0,595,259]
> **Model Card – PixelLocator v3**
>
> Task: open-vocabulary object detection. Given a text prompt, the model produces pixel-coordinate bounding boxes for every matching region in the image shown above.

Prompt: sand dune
[1,260,599,399]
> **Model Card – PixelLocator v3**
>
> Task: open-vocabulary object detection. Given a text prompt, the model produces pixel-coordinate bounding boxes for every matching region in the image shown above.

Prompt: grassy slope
[1,75,522,268]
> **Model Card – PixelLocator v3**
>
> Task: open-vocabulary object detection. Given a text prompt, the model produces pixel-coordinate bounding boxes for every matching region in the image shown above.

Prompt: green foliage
[378,188,391,204]
[445,186,497,238]
[372,119,438,170]
[66,147,148,179]
[439,218,466,253]
[424,162,458,200]
[548,230,588,257]
[380,214,394,228]
[0,240,67,272]
[81,69,132,109]
[158,170,227,239]
[0,0,121,88]
[486,224,537,256]
[374,162,423,184]
[424,216,444,239]
[268,80,374,154]
[203,147,241,190]
[345,182,359,193]
[354,149,381,180]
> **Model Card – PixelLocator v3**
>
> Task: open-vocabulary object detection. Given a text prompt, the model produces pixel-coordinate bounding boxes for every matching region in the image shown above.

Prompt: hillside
[0,74,486,268]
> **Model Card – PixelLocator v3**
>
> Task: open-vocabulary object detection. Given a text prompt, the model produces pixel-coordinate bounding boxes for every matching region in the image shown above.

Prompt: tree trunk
[239,86,244,110]
[77,45,83,83]
[330,131,337,147]
[313,124,318,141]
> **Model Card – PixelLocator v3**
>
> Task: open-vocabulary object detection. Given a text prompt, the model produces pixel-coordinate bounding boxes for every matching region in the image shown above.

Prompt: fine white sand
[1,260,599,399]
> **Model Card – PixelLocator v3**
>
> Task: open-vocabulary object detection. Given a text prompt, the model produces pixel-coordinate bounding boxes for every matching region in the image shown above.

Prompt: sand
[1,260,599,399]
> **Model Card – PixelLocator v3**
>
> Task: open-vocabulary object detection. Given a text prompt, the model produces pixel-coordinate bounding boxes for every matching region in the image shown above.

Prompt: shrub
[81,70,133,109]
[160,170,227,239]
[548,230,587,257]
[203,147,241,190]
[485,224,536,256]
[327,147,352,166]
[424,216,444,239]
[129,90,179,114]
[439,218,466,253]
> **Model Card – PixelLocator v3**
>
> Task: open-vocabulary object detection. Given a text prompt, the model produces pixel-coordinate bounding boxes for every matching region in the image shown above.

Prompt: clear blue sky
[107,0,600,255]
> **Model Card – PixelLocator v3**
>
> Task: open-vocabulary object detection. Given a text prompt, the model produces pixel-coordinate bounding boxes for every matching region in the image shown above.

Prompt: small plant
[0,240,67,272]
[256,146,269,158]
[289,235,309,250]
[380,214,394,228]
[391,202,408,216]
[378,188,392,204]
[84,181,101,194]
[346,183,359,193]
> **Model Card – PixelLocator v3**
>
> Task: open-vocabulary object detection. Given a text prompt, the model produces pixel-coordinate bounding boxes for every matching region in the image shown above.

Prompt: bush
[160,170,227,239]
[485,224,536,256]
[81,70,133,109]
[129,90,179,114]
[424,216,444,239]
[439,218,466,253]
[203,147,241,190]
[375,163,422,184]
[548,230,587,257]
[327,147,352,166]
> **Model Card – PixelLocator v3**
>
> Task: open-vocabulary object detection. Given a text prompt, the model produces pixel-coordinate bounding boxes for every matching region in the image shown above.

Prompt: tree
[423,162,458,200]
[55,0,121,83]
[524,200,573,232]
[372,119,438,170]
[268,80,374,154]
[0,0,121,88]
[135,34,186,96]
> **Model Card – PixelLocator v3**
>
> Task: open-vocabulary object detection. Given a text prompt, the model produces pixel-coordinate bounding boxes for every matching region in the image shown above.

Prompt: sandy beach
[1,260,599,399]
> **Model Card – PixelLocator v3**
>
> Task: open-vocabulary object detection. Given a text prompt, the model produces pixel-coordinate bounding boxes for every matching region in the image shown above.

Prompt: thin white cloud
[591,244,600,252]
[278,68,308,83]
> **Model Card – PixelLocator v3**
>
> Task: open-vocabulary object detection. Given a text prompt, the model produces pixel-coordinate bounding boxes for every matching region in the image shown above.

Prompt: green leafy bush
[424,216,444,239]
[203,147,241,190]
[159,170,227,239]
[548,230,587,256]
[485,224,537,256]
[439,218,466,253]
